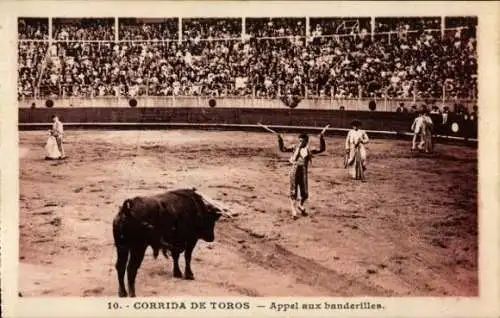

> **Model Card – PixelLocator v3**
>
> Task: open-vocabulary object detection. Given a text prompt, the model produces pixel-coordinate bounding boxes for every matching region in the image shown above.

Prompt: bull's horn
[194,190,220,207]
[195,190,233,218]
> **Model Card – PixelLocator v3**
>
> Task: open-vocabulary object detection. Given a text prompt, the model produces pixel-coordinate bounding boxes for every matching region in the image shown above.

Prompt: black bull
[112,188,224,297]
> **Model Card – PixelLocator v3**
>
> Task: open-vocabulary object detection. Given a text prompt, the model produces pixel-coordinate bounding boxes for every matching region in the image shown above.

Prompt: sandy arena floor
[18,130,478,297]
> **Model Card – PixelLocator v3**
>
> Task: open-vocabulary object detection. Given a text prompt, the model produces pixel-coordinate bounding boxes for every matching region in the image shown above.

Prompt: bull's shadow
[112,188,227,297]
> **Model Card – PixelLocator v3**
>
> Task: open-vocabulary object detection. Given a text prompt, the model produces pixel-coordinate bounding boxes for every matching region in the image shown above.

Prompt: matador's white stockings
[290,200,298,218]
[290,199,308,219]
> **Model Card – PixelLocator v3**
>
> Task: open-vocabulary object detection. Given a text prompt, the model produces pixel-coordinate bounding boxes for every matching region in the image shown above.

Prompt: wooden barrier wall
[18,107,477,138]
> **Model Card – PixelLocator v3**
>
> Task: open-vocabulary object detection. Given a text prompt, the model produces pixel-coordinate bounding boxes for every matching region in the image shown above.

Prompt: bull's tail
[113,217,130,297]
[113,212,128,248]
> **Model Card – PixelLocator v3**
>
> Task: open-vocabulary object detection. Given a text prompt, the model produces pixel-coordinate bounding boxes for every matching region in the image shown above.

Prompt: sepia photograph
[1,1,499,318]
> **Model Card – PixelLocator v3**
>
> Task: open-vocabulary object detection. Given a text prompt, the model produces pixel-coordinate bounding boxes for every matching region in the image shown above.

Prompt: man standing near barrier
[50,115,65,159]
[419,110,434,153]
[411,111,424,151]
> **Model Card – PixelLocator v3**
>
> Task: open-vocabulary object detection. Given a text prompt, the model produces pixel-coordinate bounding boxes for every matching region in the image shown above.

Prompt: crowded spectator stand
[18,16,477,115]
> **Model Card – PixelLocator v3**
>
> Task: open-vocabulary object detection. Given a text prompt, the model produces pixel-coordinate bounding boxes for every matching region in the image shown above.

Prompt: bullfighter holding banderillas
[278,131,326,220]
